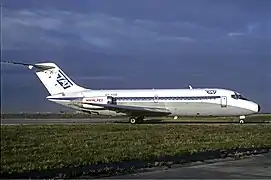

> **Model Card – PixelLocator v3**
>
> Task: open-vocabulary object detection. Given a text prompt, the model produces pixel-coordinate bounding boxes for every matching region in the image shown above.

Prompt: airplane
[3,61,261,124]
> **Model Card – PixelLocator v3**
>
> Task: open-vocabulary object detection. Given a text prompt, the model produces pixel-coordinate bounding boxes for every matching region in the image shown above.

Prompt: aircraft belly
[164,101,253,116]
[164,101,207,116]
[55,100,253,117]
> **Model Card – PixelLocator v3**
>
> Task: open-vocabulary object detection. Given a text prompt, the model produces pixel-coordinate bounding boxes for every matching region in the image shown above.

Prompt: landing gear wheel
[129,117,137,124]
[239,115,246,124]
[137,118,144,123]
[129,117,144,124]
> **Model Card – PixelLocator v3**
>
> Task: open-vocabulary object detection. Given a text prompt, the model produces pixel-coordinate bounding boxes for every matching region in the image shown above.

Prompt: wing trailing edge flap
[76,102,171,116]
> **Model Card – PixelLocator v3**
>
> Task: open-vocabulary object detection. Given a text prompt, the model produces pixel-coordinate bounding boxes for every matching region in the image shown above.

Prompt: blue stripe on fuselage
[47,96,221,101]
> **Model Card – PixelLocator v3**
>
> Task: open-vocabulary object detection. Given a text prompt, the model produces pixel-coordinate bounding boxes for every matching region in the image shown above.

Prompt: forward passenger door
[221,96,227,107]
[154,95,159,103]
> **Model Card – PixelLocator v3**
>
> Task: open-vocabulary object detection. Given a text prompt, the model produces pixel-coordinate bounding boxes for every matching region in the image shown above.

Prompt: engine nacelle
[83,96,115,104]
[79,96,116,109]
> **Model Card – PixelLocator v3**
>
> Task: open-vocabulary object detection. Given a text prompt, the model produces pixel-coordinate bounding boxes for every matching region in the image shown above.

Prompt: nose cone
[258,104,261,112]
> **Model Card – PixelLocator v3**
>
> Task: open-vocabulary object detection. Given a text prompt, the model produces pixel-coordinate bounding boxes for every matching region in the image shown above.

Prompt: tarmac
[112,152,271,179]
[1,118,118,125]
[2,118,270,125]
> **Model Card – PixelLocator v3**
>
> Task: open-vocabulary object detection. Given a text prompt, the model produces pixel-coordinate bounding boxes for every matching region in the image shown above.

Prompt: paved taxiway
[113,152,271,179]
[1,118,270,125]
[1,118,120,125]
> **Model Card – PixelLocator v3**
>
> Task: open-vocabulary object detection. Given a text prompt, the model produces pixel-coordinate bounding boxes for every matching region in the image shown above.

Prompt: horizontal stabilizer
[2,61,55,71]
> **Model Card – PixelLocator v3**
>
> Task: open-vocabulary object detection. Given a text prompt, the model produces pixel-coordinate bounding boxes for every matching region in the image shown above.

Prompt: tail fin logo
[56,70,73,89]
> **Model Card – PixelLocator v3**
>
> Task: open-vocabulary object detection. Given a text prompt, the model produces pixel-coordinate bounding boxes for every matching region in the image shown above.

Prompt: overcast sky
[1,0,271,113]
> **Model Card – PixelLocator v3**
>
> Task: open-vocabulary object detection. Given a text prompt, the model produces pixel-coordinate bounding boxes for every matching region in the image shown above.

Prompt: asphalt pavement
[1,118,270,125]
[1,118,119,125]
[112,152,271,179]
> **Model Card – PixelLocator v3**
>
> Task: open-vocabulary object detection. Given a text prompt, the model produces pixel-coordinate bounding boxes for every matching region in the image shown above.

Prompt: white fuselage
[47,88,260,117]
[5,61,260,120]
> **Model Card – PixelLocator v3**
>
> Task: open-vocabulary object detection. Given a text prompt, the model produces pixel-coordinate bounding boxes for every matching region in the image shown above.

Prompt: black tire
[129,117,144,124]
[129,117,137,124]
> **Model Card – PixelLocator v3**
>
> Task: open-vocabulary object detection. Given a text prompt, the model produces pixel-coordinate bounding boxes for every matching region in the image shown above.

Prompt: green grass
[1,124,271,175]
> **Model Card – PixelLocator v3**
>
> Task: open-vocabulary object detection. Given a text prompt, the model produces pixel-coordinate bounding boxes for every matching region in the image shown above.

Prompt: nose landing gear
[239,115,246,124]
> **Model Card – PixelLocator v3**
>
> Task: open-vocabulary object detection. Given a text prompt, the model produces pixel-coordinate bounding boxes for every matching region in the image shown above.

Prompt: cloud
[156,36,196,43]
[3,8,198,51]
[5,11,62,30]
[2,6,270,53]
[226,22,271,39]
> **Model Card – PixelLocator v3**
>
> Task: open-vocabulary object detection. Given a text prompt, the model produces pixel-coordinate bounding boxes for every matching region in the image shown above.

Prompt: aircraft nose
[258,104,261,112]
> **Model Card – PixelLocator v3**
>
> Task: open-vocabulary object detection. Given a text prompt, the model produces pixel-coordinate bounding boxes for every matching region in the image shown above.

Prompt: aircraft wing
[74,102,171,116]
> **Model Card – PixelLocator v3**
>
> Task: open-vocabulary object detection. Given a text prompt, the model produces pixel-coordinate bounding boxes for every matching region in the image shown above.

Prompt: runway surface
[1,118,270,125]
[113,152,271,179]
[1,118,119,125]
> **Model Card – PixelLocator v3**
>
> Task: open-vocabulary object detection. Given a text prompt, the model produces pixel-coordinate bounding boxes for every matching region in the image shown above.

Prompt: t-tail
[3,61,86,95]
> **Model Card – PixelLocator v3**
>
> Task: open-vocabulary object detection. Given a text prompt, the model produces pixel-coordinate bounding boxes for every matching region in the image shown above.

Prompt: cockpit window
[231,92,239,99]
[231,92,249,100]
[238,94,249,100]
[231,94,238,99]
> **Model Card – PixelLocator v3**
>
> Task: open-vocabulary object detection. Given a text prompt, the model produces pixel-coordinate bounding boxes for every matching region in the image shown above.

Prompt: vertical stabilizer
[3,61,86,95]
[33,62,85,95]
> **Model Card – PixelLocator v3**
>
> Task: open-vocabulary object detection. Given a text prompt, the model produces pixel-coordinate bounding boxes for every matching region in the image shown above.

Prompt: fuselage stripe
[47,96,221,101]
[116,96,220,101]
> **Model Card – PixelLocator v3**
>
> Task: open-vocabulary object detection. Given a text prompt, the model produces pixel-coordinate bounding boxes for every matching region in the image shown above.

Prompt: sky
[1,0,271,113]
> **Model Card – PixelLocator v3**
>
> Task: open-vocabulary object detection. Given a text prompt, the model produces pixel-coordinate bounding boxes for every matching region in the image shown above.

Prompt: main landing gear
[239,115,246,124]
[129,116,144,124]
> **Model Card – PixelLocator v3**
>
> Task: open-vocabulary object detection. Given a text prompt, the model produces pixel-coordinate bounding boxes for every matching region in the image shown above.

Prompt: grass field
[1,124,271,176]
